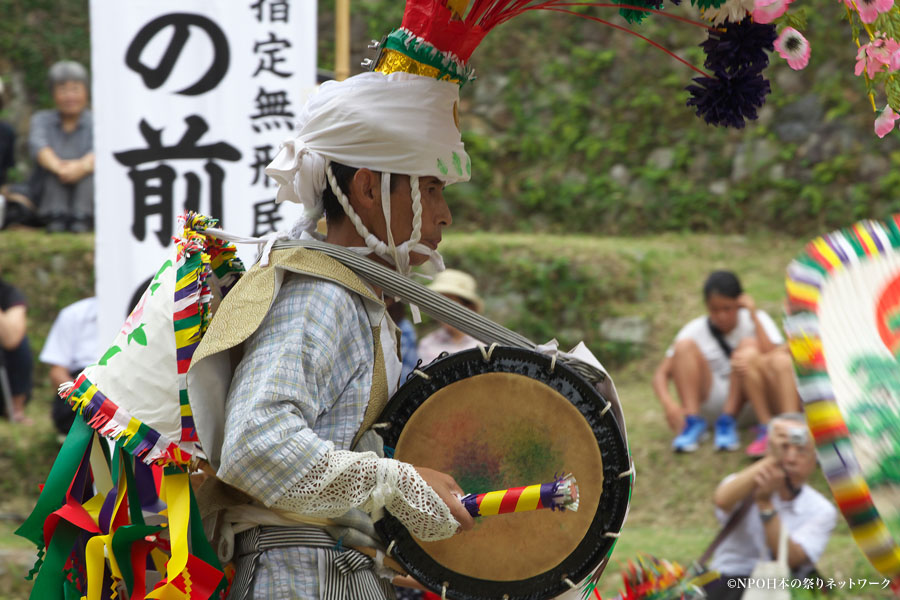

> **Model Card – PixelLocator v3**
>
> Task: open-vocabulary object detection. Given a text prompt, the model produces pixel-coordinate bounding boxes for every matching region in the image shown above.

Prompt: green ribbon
[111,523,163,597]
[16,418,94,546]
[29,519,82,600]
[189,479,228,597]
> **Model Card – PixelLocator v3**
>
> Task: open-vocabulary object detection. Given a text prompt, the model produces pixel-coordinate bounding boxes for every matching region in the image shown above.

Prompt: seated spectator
[417,268,483,365]
[388,300,419,383]
[29,60,94,233]
[39,296,98,437]
[704,414,837,599]
[0,272,33,424]
[0,78,14,189]
[653,270,799,455]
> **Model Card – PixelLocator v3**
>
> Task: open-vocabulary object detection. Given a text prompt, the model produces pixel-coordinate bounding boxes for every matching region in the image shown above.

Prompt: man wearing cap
[417,268,484,365]
[190,62,477,597]
[28,60,94,233]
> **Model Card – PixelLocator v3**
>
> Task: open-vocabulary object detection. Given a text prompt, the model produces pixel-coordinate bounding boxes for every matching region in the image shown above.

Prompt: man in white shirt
[705,413,837,599]
[39,296,99,435]
[652,271,800,454]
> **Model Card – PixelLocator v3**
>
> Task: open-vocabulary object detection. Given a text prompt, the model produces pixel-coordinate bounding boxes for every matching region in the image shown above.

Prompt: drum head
[375,347,630,600]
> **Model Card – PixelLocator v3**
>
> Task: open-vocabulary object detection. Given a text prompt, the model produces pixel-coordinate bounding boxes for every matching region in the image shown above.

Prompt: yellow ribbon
[83,465,129,600]
[146,471,191,600]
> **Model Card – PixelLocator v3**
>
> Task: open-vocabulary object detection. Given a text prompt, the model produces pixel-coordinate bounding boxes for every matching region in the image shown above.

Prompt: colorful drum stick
[460,473,579,517]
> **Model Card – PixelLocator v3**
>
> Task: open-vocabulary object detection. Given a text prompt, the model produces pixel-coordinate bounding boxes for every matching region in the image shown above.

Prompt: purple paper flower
[686,68,771,128]
[700,17,777,74]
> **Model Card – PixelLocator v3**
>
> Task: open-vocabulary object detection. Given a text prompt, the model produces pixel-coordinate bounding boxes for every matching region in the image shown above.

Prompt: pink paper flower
[853,0,894,24]
[891,49,900,71]
[774,27,811,69]
[752,0,790,23]
[875,106,900,138]
[855,37,900,78]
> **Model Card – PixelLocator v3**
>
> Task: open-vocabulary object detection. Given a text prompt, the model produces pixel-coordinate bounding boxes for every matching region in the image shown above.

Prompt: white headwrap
[265,71,470,275]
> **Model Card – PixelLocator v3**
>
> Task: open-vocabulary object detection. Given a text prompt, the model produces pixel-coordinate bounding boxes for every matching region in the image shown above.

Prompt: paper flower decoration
[686,68,772,128]
[845,0,895,24]
[752,0,791,24]
[875,105,900,137]
[774,27,811,70]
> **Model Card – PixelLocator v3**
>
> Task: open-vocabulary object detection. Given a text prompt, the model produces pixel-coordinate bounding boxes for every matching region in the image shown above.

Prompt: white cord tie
[600,402,612,416]
[478,342,498,362]
[413,369,431,380]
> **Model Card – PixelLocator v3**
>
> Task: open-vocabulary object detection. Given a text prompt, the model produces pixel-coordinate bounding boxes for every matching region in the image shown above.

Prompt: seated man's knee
[733,337,759,355]
[672,338,701,358]
[769,347,795,373]
[731,339,761,370]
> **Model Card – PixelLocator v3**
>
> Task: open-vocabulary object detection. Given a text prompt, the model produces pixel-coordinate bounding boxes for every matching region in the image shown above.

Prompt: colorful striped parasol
[784,216,900,586]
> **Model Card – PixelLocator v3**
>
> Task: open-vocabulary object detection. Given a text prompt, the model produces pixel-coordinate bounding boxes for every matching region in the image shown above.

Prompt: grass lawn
[0,230,894,599]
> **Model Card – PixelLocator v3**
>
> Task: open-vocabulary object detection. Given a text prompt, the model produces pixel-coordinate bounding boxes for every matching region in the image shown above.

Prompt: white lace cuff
[271,450,459,541]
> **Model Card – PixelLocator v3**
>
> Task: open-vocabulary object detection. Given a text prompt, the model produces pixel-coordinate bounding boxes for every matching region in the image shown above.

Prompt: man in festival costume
[185,8,484,598]
[17,1,785,598]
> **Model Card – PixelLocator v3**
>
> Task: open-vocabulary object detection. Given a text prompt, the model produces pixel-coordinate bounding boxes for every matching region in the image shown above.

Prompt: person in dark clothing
[0,273,33,424]
[0,79,14,188]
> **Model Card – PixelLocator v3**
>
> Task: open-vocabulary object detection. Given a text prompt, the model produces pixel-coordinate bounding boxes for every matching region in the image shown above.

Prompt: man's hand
[737,293,757,314]
[392,575,428,590]
[414,466,475,532]
[663,401,685,433]
[753,457,785,502]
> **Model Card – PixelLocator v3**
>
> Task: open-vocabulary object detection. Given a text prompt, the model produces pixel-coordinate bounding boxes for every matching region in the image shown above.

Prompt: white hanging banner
[90,0,317,340]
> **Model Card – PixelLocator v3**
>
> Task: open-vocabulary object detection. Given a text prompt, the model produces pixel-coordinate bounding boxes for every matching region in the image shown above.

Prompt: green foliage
[887,78,900,113]
[434,235,654,366]
[779,6,810,31]
[0,0,91,108]
[5,0,899,239]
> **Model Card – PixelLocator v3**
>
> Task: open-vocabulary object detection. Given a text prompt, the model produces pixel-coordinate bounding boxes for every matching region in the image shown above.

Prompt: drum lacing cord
[386,540,396,557]
[562,576,577,589]
[412,368,431,380]
[371,422,391,429]
[599,401,612,416]
[441,581,449,599]
[604,531,621,538]
[548,352,557,372]
[477,342,498,362]
[618,466,634,479]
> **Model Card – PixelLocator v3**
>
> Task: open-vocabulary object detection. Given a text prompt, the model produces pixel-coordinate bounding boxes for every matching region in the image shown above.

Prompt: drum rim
[375,346,631,600]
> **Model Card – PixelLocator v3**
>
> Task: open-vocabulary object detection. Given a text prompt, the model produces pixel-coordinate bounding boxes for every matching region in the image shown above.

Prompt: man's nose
[437,192,452,227]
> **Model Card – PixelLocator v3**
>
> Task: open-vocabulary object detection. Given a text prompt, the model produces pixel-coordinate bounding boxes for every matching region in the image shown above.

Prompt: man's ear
[347,168,380,213]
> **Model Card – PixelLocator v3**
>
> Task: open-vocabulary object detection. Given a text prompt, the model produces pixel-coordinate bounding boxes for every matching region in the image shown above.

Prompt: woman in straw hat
[417,268,485,365]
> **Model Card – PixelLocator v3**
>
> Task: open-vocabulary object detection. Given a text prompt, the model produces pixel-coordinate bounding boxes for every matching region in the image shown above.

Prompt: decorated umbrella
[784,216,900,588]
[15,213,244,600]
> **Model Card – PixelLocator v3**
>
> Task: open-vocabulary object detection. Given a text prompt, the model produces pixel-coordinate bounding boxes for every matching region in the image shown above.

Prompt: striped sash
[229,525,395,600]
